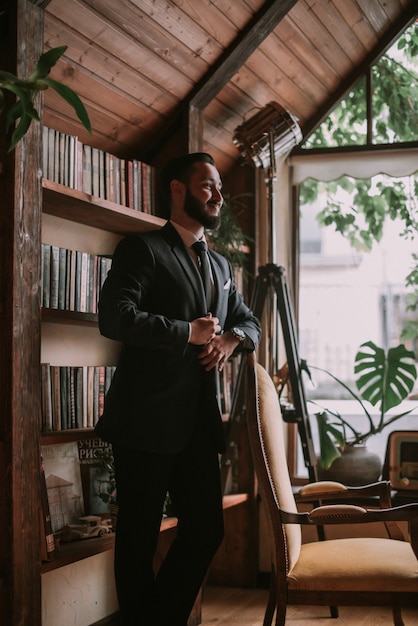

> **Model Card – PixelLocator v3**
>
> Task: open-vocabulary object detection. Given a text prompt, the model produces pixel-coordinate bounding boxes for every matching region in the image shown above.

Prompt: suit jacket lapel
[161,222,207,308]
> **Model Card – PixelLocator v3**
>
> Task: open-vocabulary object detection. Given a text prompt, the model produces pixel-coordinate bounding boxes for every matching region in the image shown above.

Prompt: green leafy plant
[300,24,418,340]
[304,340,417,469]
[207,193,253,271]
[0,45,91,152]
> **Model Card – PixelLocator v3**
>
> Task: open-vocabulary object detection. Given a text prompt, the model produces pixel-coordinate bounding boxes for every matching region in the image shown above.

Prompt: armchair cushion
[288,537,418,593]
[308,504,367,518]
[299,481,347,496]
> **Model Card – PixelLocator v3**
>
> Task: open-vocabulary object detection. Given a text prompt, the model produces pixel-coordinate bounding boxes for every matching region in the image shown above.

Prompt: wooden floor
[201,586,418,625]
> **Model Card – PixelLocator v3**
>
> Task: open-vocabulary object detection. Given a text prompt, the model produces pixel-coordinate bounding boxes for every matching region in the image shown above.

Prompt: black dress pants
[112,434,224,626]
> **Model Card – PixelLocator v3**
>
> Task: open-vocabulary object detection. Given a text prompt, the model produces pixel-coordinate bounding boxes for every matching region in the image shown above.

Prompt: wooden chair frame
[246,353,418,626]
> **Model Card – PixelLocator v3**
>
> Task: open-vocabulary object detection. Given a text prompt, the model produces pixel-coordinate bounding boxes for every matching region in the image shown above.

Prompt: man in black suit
[95,152,261,626]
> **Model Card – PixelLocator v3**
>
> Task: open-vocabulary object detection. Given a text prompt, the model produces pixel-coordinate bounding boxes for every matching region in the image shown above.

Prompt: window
[289,23,418,480]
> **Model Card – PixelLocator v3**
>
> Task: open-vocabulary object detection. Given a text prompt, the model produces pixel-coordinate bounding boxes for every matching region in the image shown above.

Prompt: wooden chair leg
[329,606,339,618]
[393,606,405,626]
[274,585,287,626]
[263,569,277,626]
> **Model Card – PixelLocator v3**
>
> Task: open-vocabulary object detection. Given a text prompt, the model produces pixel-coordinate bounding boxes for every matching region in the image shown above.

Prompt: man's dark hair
[159,153,215,211]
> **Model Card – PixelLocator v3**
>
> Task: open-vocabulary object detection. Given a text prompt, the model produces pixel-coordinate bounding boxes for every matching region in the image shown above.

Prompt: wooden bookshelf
[39,169,255,593]
[41,494,249,574]
[43,179,164,234]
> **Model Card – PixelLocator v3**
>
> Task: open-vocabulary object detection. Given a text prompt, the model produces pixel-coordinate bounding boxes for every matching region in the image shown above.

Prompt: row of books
[42,243,112,313]
[40,361,238,433]
[41,364,116,432]
[42,126,157,213]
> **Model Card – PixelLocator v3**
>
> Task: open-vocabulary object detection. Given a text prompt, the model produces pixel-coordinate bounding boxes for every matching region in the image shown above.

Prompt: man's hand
[189,313,221,346]
[197,331,241,372]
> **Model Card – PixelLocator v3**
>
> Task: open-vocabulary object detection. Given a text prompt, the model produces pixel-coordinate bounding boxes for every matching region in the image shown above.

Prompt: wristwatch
[230,327,245,343]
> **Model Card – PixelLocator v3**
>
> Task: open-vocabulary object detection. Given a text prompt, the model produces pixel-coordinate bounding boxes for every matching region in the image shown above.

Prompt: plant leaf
[8,113,32,152]
[29,46,67,80]
[315,411,344,469]
[42,77,92,133]
[354,340,417,411]
[3,83,39,122]
[5,100,23,131]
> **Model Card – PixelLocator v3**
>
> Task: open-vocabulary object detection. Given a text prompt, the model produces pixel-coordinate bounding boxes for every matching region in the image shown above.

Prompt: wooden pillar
[186,105,204,153]
[0,1,44,624]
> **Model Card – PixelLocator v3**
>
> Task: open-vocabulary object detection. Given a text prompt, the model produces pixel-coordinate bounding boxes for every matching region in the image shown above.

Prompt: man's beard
[184,188,221,230]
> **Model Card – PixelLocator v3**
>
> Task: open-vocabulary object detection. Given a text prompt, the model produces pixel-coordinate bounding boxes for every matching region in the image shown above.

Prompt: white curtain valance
[289,148,418,184]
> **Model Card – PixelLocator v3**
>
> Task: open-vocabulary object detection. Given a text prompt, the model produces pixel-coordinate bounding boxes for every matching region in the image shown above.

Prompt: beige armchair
[246,352,418,626]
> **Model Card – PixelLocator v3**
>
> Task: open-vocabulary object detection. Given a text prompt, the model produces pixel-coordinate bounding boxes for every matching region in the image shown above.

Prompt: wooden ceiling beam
[28,0,53,7]
[142,0,298,161]
[189,0,299,110]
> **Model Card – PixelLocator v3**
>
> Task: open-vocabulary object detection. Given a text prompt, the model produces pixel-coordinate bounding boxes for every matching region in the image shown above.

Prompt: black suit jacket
[95,222,261,453]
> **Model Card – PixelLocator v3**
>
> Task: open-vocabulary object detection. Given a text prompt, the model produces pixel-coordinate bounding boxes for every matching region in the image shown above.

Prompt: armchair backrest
[246,353,302,574]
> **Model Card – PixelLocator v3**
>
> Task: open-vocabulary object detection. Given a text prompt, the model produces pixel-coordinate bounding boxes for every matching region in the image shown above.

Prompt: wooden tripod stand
[220,263,318,492]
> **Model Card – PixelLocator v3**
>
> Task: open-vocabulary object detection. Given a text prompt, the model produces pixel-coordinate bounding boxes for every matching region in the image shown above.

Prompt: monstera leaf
[354,341,417,412]
[307,341,417,469]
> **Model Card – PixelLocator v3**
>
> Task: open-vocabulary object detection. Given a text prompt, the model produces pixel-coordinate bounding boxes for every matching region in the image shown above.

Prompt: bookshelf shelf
[41,495,248,573]
[42,179,165,234]
[41,534,115,573]
[41,429,96,444]
[42,308,98,326]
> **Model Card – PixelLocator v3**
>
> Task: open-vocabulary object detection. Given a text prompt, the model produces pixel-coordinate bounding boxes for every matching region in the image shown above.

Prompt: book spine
[58,247,67,310]
[51,365,62,431]
[82,143,92,195]
[50,245,59,309]
[42,243,51,308]
[41,363,53,432]
[40,455,55,561]
[141,161,149,213]
[60,366,68,431]
[126,159,134,209]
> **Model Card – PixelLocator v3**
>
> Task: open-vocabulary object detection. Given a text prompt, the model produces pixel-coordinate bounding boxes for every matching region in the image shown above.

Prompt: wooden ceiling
[42,0,417,176]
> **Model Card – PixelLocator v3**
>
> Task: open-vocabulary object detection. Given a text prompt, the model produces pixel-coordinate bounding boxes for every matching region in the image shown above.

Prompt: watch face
[232,328,245,340]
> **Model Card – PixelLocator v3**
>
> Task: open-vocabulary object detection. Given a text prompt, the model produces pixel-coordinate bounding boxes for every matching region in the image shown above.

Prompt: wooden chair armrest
[296,480,410,540]
[297,480,393,506]
[280,502,418,529]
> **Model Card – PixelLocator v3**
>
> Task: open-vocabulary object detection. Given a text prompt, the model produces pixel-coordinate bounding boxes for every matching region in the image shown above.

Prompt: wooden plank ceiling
[42,0,417,176]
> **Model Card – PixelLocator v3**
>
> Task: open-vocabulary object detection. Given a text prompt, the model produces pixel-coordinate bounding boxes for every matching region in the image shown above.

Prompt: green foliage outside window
[300,24,418,343]
[305,26,417,148]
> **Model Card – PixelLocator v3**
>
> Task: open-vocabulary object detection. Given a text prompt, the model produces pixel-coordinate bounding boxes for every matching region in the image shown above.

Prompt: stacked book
[41,364,116,431]
[42,126,157,213]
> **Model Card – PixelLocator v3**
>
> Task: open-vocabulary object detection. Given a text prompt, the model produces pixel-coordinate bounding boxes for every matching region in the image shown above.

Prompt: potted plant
[303,340,417,484]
